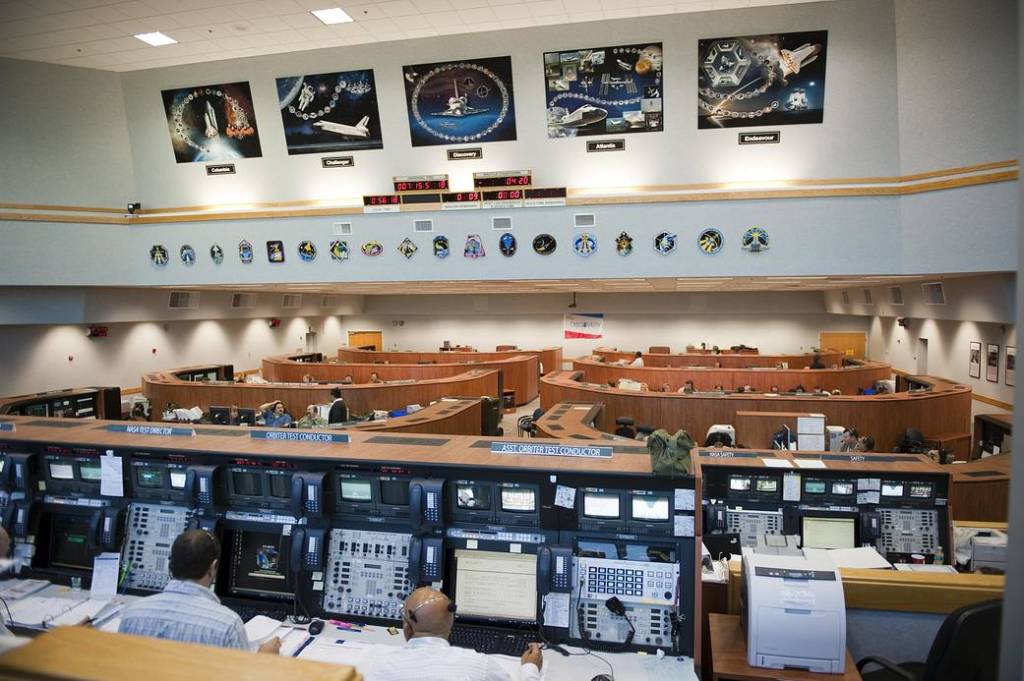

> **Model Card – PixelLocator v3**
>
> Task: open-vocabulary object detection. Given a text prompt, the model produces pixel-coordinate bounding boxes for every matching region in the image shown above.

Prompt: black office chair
[857,599,1002,681]
[895,428,926,452]
[635,424,655,440]
[614,417,636,439]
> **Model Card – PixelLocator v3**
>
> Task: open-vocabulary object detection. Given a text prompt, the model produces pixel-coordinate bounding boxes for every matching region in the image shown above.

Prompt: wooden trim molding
[0,160,1016,226]
[891,368,1012,411]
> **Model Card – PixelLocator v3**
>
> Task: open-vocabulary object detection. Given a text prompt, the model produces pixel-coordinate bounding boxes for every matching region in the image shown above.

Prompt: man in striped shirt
[118,529,281,654]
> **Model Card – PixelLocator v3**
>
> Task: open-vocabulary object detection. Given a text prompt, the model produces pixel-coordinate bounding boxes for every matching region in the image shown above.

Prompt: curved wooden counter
[142,365,501,422]
[350,397,483,436]
[592,347,845,369]
[948,454,1011,521]
[534,402,640,444]
[0,386,122,419]
[337,346,564,375]
[573,356,892,394]
[263,352,538,406]
[541,371,971,456]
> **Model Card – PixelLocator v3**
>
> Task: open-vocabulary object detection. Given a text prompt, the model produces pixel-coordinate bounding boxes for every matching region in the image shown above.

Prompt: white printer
[742,546,847,673]
[971,530,1007,572]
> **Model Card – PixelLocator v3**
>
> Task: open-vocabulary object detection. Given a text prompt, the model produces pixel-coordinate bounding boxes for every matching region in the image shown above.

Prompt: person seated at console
[712,383,725,391]
[363,586,542,681]
[809,353,825,369]
[792,384,806,394]
[736,386,746,393]
[630,351,644,367]
[369,371,384,384]
[768,384,780,394]
[856,435,876,452]
[678,380,696,394]
[812,385,830,396]
[840,427,860,452]
[129,403,148,421]
[342,374,354,384]
[225,405,246,426]
[296,404,326,428]
[258,400,292,427]
[659,382,672,392]
[119,530,281,654]
[301,373,314,383]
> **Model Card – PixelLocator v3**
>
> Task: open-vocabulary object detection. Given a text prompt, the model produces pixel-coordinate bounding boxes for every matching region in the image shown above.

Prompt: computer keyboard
[232,604,292,623]
[449,624,537,656]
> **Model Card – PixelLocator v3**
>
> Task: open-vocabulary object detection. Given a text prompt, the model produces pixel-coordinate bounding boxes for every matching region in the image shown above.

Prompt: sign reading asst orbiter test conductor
[697,31,827,129]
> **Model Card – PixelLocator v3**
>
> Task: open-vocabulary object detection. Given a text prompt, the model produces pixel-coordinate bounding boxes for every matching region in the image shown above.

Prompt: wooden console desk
[263,351,538,406]
[593,348,845,370]
[947,453,1011,521]
[337,345,564,375]
[350,397,483,435]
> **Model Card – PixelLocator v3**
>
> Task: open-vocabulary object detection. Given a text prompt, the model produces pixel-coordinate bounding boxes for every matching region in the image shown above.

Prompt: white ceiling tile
[568,10,603,22]
[675,0,712,10]
[378,0,420,16]
[264,27,306,42]
[330,21,373,39]
[14,43,88,61]
[80,4,135,23]
[531,11,567,24]
[235,31,281,46]
[447,0,489,9]
[711,0,748,7]
[603,7,639,18]
[296,24,336,39]
[410,0,453,10]
[462,20,500,31]
[389,13,427,29]
[423,9,461,28]
[527,0,564,16]
[600,0,635,8]
[112,1,160,18]
[491,3,529,18]
[339,3,387,20]
[636,3,674,13]
[497,16,533,28]
[278,10,323,27]
[458,6,497,22]
[402,25,437,37]
[358,16,400,32]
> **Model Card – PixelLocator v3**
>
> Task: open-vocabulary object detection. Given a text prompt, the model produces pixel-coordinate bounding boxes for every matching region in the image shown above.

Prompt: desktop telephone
[537,545,573,594]
[184,465,218,510]
[409,536,443,585]
[290,527,326,572]
[410,478,444,533]
[87,507,123,553]
[290,473,326,519]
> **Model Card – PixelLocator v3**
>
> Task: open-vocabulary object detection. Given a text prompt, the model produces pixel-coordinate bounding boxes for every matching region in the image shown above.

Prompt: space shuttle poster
[276,70,384,154]
[161,81,262,163]
[401,56,517,147]
[697,31,827,129]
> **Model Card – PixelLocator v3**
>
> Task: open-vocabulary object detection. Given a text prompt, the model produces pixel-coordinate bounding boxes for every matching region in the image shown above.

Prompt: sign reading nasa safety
[586,139,625,152]
[205,163,236,175]
[738,131,781,144]
[491,441,613,458]
[107,424,196,437]
[251,430,350,443]
[321,156,354,168]
[447,148,483,161]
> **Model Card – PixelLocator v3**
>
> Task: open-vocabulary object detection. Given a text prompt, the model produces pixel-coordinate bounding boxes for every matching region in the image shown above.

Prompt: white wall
[0,58,134,206]
[0,315,348,396]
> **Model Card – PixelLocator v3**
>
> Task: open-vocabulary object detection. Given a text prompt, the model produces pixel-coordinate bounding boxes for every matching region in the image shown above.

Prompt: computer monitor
[453,549,537,623]
[801,517,855,550]
[49,513,93,570]
[226,528,293,599]
[209,406,231,425]
[236,408,257,426]
[582,492,620,519]
[340,478,373,503]
[499,486,536,513]
[135,467,165,489]
[79,462,101,483]
[631,494,670,521]
[456,483,492,510]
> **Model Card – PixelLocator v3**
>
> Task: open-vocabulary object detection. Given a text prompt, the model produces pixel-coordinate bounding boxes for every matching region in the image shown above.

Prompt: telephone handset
[184,465,218,510]
[88,507,123,554]
[859,511,881,543]
[1,453,35,494]
[2,500,30,539]
[408,536,443,586]
[289,527,326,572]
[537,545,574,595]
[290,472,326,518]
[409,478,443,533]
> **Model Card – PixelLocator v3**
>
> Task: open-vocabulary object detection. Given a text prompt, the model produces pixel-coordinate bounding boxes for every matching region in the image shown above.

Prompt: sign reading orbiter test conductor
[698,31,827,129]
[402,56,517,147]
[276,70,384,154]
[545,43,663,138]
[161,82,262,163]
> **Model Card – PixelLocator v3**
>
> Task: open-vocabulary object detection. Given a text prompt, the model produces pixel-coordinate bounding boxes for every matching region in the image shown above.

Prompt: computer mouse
[308,619,325,635]
[591,675,613,681]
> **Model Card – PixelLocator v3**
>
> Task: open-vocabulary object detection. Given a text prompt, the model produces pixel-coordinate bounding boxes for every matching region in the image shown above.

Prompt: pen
[292,636,314,658]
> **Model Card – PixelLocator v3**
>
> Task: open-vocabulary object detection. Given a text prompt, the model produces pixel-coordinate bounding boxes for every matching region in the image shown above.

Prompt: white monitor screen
[831,482,854,495]
[631,496,669,521]
[881,483,904,497]
[729,477,751,491]
[169,471,187,489]
[909,484,932,498]
[583,493,620,518]
[79,464,101,481]
[755,479,778,493]
[341,480,373,502]
[500,488,536,513]
[49,463,74,480]
[802,517,855,549]
[454,549,537,622]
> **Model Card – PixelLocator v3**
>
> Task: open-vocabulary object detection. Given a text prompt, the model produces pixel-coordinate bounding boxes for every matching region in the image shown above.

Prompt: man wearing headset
[364,586,543,681]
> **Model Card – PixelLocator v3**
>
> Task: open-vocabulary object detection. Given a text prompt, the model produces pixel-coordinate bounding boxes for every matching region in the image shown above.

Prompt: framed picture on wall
[969,341,982,378]
[1006,346,1015,387]
[986,343,1000,382]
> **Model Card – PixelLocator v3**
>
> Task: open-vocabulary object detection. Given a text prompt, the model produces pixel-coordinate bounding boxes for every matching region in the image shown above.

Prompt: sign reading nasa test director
[491,442,613,459]
[251,430,350,443]
[107,424,195,437]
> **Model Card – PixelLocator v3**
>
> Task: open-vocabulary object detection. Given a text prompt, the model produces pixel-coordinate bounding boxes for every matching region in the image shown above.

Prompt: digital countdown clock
[473,170,533,189]
[523,187,567,207]
[440,191,482,210]
[362,194,402,213]
[392,174,449,193]
[481,188,524,209]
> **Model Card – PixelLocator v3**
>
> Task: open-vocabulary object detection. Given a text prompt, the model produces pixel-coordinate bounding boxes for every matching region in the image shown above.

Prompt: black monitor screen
[231,471,262,497]
[380,480,409,506]
[79,463,101,482]
[227,529,293,598]
[136,468,165,489]
[209,406,230,424]
[49,514,92,570]
[267,474,290,499]
[456,483,492,510]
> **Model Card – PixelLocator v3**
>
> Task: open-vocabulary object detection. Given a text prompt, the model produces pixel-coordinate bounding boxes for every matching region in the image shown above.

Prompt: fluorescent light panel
[134,31,177,46]
[311,7,354,24]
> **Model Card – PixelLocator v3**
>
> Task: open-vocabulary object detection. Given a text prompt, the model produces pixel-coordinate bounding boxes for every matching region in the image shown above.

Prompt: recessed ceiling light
[311,7,354,24]
[134,31,177,46]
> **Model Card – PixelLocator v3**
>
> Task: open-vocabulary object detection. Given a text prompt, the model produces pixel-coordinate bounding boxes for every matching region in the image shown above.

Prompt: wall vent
[282,294,302,309]
[889,286,904,305]
[168,291,199,309]
[922,282,946,305]
[231,293,254,309]
[840,290,850,305]
[413,219,433,233]
[321,295,339,308]
[492,216,512,231]
[574,213,596,228]
[862,289,873,305]
[332,222,352,235]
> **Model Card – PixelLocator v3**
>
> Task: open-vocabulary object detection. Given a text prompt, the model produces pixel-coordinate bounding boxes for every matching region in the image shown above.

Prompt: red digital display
[393,179,448,192]
[440,192,482,203]
[363,194,402,206]
[524,187,567,199]
[482,189,524,201]
[473,173,532,188]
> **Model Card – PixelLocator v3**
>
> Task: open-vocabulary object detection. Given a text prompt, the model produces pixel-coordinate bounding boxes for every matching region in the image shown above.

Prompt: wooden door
[820,332,866,359]
[347,330,382,351]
